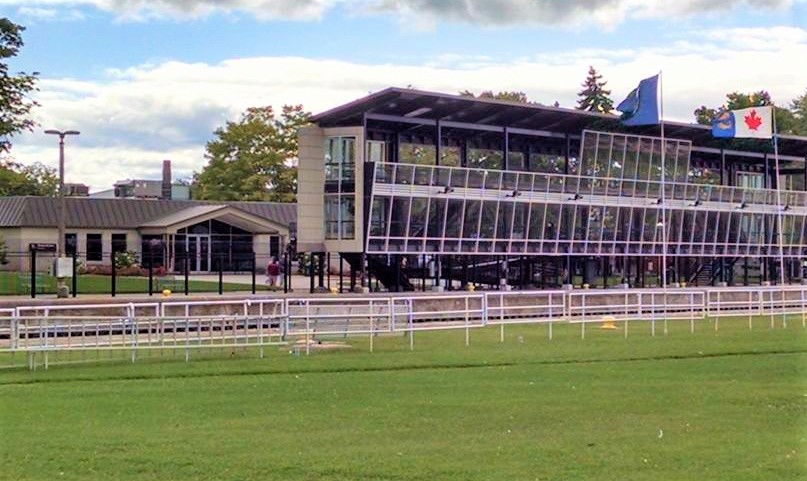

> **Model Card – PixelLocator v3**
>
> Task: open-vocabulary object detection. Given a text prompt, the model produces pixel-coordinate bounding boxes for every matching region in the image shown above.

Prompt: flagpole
[659,70,668,289]
[772,107,787,288]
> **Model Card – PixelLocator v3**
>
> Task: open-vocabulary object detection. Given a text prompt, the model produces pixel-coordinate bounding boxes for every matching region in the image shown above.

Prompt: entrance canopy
[138,205,288,236]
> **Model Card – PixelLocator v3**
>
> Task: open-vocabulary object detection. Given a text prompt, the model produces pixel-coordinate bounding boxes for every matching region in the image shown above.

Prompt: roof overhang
[312,87,807,160]
[138,205,289,235]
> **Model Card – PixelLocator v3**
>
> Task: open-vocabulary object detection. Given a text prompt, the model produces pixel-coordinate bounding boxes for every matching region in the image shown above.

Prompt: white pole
[659,71,668,290]
[772,106,787,328]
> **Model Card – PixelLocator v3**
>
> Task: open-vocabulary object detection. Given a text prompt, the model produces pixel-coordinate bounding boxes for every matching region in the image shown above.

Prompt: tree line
[2,17,807,201]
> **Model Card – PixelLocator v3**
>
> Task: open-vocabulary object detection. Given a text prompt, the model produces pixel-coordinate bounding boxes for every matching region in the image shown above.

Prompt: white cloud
[16,6,85,21]
[11,26,807,191]
[0,0,800,25]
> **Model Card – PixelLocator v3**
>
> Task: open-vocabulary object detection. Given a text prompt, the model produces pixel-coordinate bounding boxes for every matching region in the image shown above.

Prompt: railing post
[71,253,77,298]
[251,252,257,295]
[111,253,117,297]
[148,251,153,297]
[184,252,189,296]
[30,249,36,299]
[218,255,223,295]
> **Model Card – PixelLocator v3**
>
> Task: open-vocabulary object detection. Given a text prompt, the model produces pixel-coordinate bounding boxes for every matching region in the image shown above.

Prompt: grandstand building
[297,87,807,291]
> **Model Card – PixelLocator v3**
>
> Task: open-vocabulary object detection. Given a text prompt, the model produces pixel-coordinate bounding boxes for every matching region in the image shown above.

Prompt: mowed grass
[1,316,806,481]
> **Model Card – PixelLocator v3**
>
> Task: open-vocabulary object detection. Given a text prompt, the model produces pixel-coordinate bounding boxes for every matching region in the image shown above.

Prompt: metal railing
[2,285,806,369]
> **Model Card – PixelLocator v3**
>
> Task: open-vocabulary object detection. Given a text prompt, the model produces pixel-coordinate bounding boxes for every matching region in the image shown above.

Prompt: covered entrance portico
[138,205,288,273]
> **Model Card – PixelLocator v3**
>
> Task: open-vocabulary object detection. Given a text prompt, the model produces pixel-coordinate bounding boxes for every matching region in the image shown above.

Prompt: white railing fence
[2,285,805,369]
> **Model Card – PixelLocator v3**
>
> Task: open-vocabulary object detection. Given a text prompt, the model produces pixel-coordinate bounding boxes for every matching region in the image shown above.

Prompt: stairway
[341,253,415,292]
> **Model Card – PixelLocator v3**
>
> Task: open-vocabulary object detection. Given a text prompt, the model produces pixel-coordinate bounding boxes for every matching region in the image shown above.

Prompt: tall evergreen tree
[576,66,613,113]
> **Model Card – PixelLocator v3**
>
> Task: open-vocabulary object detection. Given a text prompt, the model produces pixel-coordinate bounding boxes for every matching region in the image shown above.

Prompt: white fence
[1,285,805,369]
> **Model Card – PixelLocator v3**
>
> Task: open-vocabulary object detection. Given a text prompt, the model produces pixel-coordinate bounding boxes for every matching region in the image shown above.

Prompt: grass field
[1,317,806,480]
[0,271,269,295]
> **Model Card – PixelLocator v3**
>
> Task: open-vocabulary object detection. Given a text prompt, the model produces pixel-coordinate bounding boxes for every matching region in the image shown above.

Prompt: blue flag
[616,75,660,126]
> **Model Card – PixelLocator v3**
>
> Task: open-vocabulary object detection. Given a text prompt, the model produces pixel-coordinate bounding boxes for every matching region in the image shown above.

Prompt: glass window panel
[528,204,544,240]
[480,201,498,239]
[631,208,645,242]
[508,151,526,171]
[408,198,428,238]
[445,199,464,238]
[427,198,446,238]
[370,197,389,237]
[366,140,386,163]
[642,209,659,242]
[389,197,410,237]
[528,153,564,174]
[86,234,103,261]
[602,207,617,242]
[512,203,528,240]
[587,206,603,242]
[441,146,461,166]
[573,205,588,241]
[484,171,502,190]
[468,148,504,170]
[579,132,598,179]
[497,202,514,239]
[544,204,560,240]
[399,143,436,165]
[623,137,640,180]
[607,136,626,189]
[462,200,481,239]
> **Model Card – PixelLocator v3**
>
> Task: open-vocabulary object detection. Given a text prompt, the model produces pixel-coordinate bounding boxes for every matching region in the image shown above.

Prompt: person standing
[266,257,280,287]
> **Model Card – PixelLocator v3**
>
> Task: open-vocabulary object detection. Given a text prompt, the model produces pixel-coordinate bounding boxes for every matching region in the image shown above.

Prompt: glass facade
[324,136,356,240]
[367,130,807,258]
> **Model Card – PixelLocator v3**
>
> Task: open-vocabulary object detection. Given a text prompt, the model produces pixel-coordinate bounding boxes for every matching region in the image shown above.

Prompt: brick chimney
[161,160,172,200]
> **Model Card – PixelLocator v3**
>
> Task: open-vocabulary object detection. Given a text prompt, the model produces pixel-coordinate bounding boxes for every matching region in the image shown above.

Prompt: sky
[1,0,807,191]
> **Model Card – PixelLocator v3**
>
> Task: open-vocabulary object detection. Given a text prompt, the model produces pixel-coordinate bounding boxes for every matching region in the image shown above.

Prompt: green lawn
[1,318,806,480]
[0,271,270,295]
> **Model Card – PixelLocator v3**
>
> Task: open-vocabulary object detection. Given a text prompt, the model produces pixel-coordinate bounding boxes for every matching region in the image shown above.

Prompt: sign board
[29,243,57,252]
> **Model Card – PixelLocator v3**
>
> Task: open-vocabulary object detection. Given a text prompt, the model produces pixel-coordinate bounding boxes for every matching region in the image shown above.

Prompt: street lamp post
[44,129,80,298]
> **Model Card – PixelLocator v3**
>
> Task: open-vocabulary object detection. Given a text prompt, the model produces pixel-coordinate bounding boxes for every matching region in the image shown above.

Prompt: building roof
[0,197,297,230]
[312,87,807,160]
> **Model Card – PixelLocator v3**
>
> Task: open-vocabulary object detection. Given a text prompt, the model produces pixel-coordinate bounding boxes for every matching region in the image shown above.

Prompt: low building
[0,197,295,273]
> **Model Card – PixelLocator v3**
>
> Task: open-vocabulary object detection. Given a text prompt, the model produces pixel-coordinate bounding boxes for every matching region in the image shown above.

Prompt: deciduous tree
[0,160,57,196]
[0,18,38,154]
[192,105,310,202]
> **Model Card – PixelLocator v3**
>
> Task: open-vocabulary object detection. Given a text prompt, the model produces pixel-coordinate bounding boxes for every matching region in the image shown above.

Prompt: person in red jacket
[266,257,280,287]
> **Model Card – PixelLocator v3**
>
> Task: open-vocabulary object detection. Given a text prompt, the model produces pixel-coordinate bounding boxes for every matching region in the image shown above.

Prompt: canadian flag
[733,106,773,139]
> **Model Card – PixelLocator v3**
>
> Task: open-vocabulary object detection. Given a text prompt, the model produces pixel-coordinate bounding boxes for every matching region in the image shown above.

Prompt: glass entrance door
[187,235,211,272]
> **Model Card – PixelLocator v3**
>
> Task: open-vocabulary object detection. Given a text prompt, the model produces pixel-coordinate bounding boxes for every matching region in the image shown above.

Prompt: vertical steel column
[339,255,344,293]
[435,119,441,166]
[309,253,315,293]
[503,126,509,171]
[318,252,325,289]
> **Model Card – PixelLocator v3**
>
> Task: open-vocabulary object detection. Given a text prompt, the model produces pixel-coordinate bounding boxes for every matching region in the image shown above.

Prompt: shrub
[114,250,138,269]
